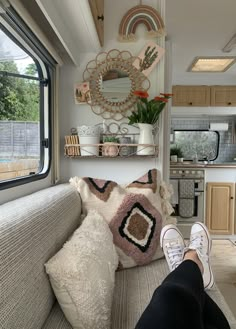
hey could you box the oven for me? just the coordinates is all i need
[170,168,205,224]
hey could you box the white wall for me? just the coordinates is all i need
[59,0,167,184]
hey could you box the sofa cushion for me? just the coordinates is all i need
[70,169,170,269]
[42,259,236,329]
[111,259,236,329]
[109,193,163,268]
[45,210,119,329]
[69,169,161,223]
[0,184,82,329]
[42,303,72,329]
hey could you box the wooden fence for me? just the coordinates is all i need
[0,121,40,158]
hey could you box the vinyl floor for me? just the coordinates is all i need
[211,239,236,319]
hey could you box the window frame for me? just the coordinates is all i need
[173,129,220,161]
[0,6,56,190]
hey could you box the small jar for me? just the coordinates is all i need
[119,137,132,156]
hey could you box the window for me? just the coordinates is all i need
[0,6,56,189]
[173,130,219,161]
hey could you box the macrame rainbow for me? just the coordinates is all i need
[118,5,165,42]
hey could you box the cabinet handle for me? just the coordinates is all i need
[230,196,234,199]
[189,102,193,105]
[228,102,232,105]
[97,14,104,21]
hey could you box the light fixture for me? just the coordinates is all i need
[222,33,236,53]
[188,56,236,72]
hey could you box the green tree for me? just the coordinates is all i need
[0,61,39,121]
[24,63,38,77]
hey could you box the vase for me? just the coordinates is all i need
[170,155,177,162]
[77,125,100,156]
[137,123,155,156]
[102,142,119,157]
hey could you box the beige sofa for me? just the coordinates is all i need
[0,184,236,329]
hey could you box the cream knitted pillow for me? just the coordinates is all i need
[45,210,118,329]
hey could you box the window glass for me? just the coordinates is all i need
[0,30,38,76]
[173,130,219,161]
[0,27,42,183]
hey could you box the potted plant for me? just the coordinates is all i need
[170,146,183,162]
[128,91,173,155]
[102,136,120,157]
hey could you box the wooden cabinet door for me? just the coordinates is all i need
[206,182,235,235]
[211,86,236,106]
[88,0,104,46]
[172,86,211,106]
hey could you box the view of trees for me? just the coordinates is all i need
[0,61,39,121]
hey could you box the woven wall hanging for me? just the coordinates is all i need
[118,4,165,42]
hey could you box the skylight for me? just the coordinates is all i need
[188,57,236,72]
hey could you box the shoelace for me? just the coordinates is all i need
[166,241,183,270]
[189,234,204,252]
[187,234,209,266]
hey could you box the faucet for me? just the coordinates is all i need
[203,156,210,164]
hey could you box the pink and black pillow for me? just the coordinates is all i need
[69,169,171,269]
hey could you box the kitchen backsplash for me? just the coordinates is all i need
[171,118,236,163]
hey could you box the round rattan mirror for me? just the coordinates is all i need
[83,49,150,121]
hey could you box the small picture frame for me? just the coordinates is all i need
[133,41,165,77]
[74,82,91,104]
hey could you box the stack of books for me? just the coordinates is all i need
[64,135,80,156]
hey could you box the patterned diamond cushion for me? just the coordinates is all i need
[109,193,163,268]
[70,169,173,269]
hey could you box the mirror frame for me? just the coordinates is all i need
[83,49,150,121]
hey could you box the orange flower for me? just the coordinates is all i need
[154,96,168,102]
[133,90,149,98]
[160,93,174,97]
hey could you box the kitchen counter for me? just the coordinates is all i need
[170,162,236,168]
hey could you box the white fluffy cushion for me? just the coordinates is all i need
[45,210,119,329]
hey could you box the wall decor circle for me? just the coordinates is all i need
[83,49,150,121]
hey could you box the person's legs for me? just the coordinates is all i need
[135,225,205,329]
[184,222,214,290]
[184,223,229,329]
[135,223,230,329]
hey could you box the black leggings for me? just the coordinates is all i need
[135,260,230,329]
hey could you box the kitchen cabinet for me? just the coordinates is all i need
[206,182,235,235]
[172,86,211,106]
[172,85,236,107]
[88,0,104,46]
[211,86,236,106]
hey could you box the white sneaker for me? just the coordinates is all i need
[160,224,185,272]
[186,222,214,290]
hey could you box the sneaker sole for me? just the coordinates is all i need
[192,222,214,289]
[194,222,212,254]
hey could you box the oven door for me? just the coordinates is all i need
[171,179,204,223]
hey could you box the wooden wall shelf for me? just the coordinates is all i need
[64,143,158,158]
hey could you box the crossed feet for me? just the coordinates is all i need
[160,222,214,290]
